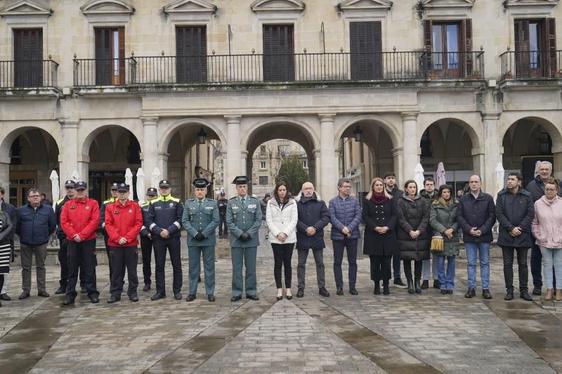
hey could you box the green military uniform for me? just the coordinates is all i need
[182,188,220,298]
[226,176,262,300]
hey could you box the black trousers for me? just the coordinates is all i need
[140,236,153,286]
[153,236,182,295]
[109,246,139,297]
[392,253,401,280]
[271,243,294,288]
[103,231,113,280]
[403,259,422,281]
[218,215,228,236]
[58,238,86,288]
[502,246,529,292]
[370,255,392,283]
[66,239,98,298]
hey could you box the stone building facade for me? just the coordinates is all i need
[0,0,561,205]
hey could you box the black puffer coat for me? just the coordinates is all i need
[396,196,430,261]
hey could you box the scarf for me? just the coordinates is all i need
[371,191,389,204]
[438,197,453,206]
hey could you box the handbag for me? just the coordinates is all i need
[430,233,444,252]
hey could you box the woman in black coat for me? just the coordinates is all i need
[396,180,430,294]
[363,178,397,295]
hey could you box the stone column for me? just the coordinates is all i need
[481,113,501,195]
[141,116,159,189]
[319,113,337,198]
[59,119,80,185]
[225,115,242,197]
[401,112,420,182]
[392,146,404,185]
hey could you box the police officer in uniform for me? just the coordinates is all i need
[227,176,262,301]
[140,187,158,292]
[146,180,184,301]
[182,178,220,302]
[100,182,119,280]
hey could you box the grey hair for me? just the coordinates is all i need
[539,161,553,170]
[337,178,351,188]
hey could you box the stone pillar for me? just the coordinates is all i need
[158,152,169,179]
[59,119,80,185]
[392,146,404,185]
[481,113,501,195]
[312,148,320,191]
[319,113,337,198]
[225,115,242,197]
[141,116,159,188]
[401,112,420,182]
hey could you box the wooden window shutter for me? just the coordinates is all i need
[14,28,43,87]
[545,18,556,77]
[95,28,112,85]
[423,20,433,72]
[263,24,294,82]
[176,26,207,83]
[117,27,125,85]
[350,21,382,80]
[460,19,473,77]
[514,20,530,78]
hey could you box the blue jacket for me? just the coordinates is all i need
[328,195,362,240]
[16,203,56,246]
[146,194,184,238]
[457,191,496,243]
[296,194,330,250]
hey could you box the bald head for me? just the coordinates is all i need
[301,182,315,197]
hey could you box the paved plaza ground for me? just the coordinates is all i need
[1,229,561,373]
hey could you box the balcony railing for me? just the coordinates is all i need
[73,51,485,88]
[500,49,562,80]
[0,59,59,89]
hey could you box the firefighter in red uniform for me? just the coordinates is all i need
[105,183,143,303]
[61,180,100,305]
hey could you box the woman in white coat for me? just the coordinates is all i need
[266,181,298,300]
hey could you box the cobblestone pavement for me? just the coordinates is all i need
[1,229,561,373]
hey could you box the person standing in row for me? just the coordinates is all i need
[420,177,439,290]
[182,178,219,302]
[457,175,496,300]
[146,180,184,301]
[61,181,100,305]
[16,188,56,299]
[532,178,562,302]
[139,187,158,292]
[266,181,298,300]
[396,180,430,294]
[104,183,143,303]
[329,178,362,296]
[384,173,405,287]
[0,187,16,302]
[54,180,78,295]
[296,182,330,298]
[362,178,397,296]
[429,185,459,294]
[496,172,534,301]
[100,182,119,281]
[0,205,13,307]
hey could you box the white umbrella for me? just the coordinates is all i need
[49,170,59,211]
[495,161,505,198]
[151,167,161,192]
[435,162,446,188]
[136,168,145,203]
[414,163,425,192]
[125,168,134,200]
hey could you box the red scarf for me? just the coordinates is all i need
[371,191,389,204]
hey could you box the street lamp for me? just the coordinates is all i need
[197,127,207,145]
[353,125,362,142]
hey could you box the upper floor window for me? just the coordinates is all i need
[95,27,124,85]
[350,21,382,80]
[424,19,472,78]
[514,19,556,78]
[13,28,43,87]
[176,25,207,83]
[263,24,294,82]
[260,161,267,169]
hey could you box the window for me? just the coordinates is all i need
[424,20,472,78]
[302,159,308,169]
[350,21,382,80]
[13,28,43,87]
[95,27,125,85]
[176,26,207,83]
[514,19,556,78]
[263,24,294,82]
[260,161,267,169]
[259,176,268,185]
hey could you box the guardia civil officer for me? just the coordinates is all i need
[100,182,119,280]
[181,178,220,302]
[139,187,158,291]
[146,180,184,300]
[227,176,262,301]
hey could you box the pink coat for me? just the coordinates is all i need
[532,196,562,249]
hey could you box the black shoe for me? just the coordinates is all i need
[18,291,30,300]
[208,295,215,302]
[89,295,99,304]
[421,280,429,289]
[107,295,121,303]
[447,290,454,295]
[285,294,293,300]
[230,295,242,302]
[174,293,182,300]
[336,288,344,296]
[407,279,415,294]
[415,280,422,294]
[151,293,166,301]
[520,290,533,301]
[433,280,441,289]
[143,284,151,292]
[38,291,50,298]
[504,288,514,301]
[186,294,196,302]
[394,278,406,287]
[532,287,542,296]
[276,295,283,301]
[465,288,476,298]
[246,294,259,301]
[373,282,381,295]
[0,293,11,301]
[297,288,305,298]
[319,287,330,297]
[482,289,492,299]
[54,287,66,295]
[441,289,447,295]
[62,295,75,305]
[383,284,390,295]
[129,294,139,302]
[349,288,358,296]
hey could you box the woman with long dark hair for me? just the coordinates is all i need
[266,181,298,300]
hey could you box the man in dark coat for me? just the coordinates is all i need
[384,172,405,287]
[296,182,331,298]
[457,175,496,299]
[496,172,534,301]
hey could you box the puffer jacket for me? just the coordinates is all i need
[16,203,56,246]
[495,188,534,248]
[429,199,460,257]
[266,198,298,244]
[532,196,562,249]
[328,195,362,240]
[396,195,430,261]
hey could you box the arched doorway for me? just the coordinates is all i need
[502,117,562,186]
[420,119,479,194]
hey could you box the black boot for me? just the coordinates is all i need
[504,288,514,301]
[382,282,390,295]
[421,280,429,289]
[407,279,414,294]
[373,281,380,295]
[414,279,422,294]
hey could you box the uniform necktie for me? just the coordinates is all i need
[241,197,246,207]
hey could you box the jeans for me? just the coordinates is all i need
[297,248,325,290]
[272,243,294,289]
[464,242,490,290]
[435,255,456,290]
[422,254,439,281]
[20,243,48,293]
[501,247,529,291]
[369,255,391,283]
[540,247,562,289]
[332,238,358,290]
